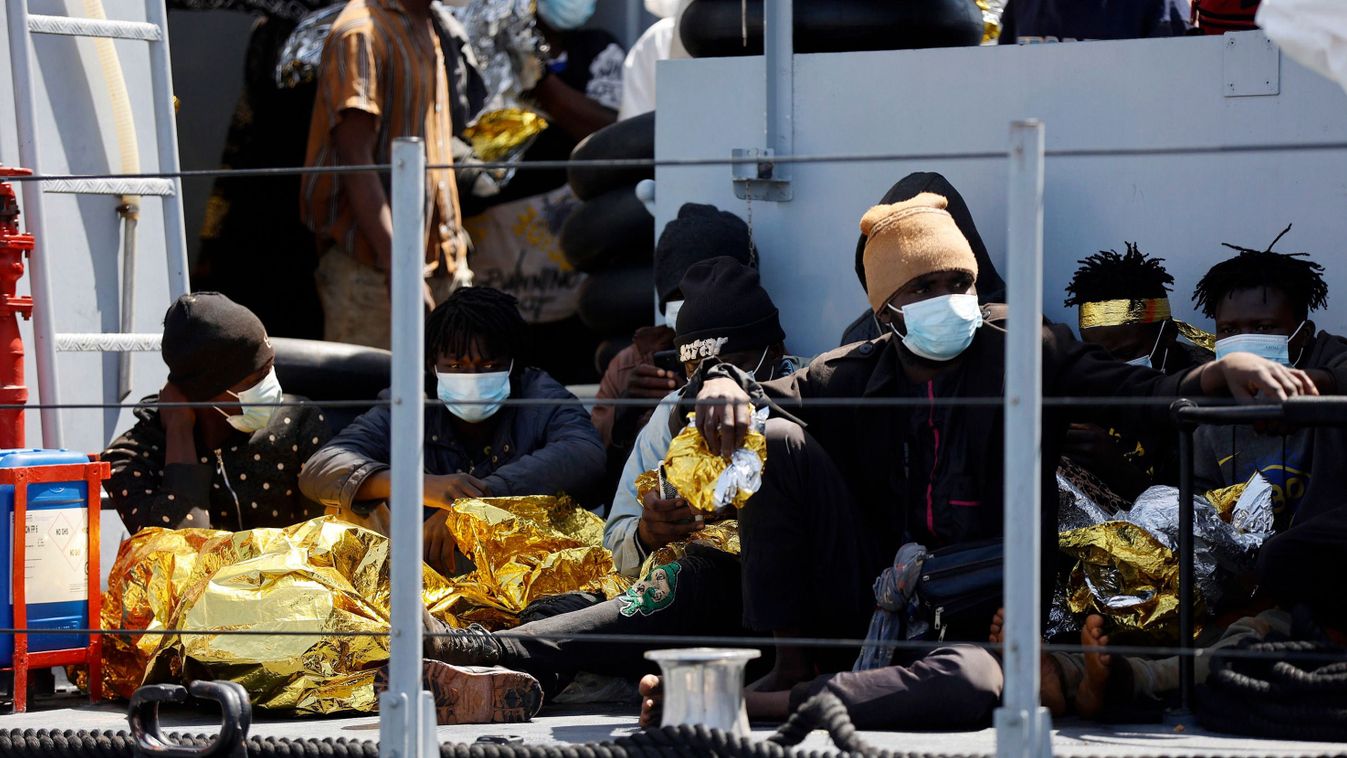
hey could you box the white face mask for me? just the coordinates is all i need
[218,367,283,433]
[663,299,684,328]
[887,294,984,362]
[436,363,513,423]
[1124,322,1169,370]
[1214,321,1307,367]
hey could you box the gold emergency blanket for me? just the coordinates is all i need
[429,496,630,629]
[1205,482,1247,522]
[1078,298,1215,351]
[1059,521,1189,639]
[100,528,227,699]
[461,108,548,163]
[662,412,768,513]
[135,518,456,715]
[633,470,741,578]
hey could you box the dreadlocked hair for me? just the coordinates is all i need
[425,287,529,368]
[1063,241,1174,308]
[1192,224,1329,320]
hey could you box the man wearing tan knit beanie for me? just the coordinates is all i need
[657,184,1321,727]
[860,192,979,314]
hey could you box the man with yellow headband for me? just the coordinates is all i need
[678,193,1318,729]
[1062,243,1214,498]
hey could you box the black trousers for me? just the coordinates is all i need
[497,419,884,694]
[1257,506,1347,629]
[735,419,885,665]
[790,646,1004,730]
[498,545,761,698]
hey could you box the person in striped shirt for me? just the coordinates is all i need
[302,0,470,349]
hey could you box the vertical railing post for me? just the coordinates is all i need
[995,120,1052,758]
[764,0,792,180]
[6,0,64,448]
[380,138,435,758]
[1176,419,1197,716]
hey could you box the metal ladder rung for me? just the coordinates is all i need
[42,178,176,197]
[56,333,162,352]
[27,15,161,41]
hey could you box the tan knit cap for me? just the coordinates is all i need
[860,192,978,312]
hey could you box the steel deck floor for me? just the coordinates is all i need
[0,700,1343,757]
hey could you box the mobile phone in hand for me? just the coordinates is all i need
[652,350,684,378]
[656,465,679,501]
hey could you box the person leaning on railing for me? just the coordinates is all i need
[102,293,332,533]
[1190,230,1347,530]
[677,192,1319,729]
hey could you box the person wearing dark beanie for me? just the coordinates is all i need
[592,203,758,487]
[604,256,795,578]
[654,203,756,311]
[103,293,331,533]
[673,257,784,371]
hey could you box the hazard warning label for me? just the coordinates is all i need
[9,510,88,605]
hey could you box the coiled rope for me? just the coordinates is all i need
[0,693,914,758]
[1198,639,1347,742]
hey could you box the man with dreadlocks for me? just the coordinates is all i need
[300,286,606,578]
[1062,242,1214,498]
[1191,225,1347,529]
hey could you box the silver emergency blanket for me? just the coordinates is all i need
[1124,484,1274,602]
[448,0,545,111]
[275,4,343,89]
[1059,480,1275,631]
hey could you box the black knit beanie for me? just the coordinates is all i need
[674,257,784,362]
[161,292,273,401]
[654,203,756,307]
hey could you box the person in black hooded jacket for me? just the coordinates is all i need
[839,172,1006,345]
[689,193,1318,709]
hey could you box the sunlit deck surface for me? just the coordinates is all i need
[3,697,1344,757]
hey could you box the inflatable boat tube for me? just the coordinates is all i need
[567,112,656,201]
[560,186,656,272]
[679,0,983,58]
[577,264,655,335]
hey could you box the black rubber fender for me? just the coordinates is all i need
[271,337,391,432]
[577,264,655,336]
[679,0,984,58]
[559,186,655,273]
[567,112,656,201]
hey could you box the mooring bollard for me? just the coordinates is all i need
[645,648,761,735]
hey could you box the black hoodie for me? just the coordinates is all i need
[840,172,1007,345]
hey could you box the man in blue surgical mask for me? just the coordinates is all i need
[1190,229,1347,529]
[678,193,1319,725]
[300,287,605,579]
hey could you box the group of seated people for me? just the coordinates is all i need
[100,170,1345,730]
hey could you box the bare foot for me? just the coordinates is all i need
[1075,614,1111,720]
[991,607,1066,717]
[638,674,662,728]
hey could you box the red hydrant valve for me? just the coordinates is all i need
[0,165,35,448]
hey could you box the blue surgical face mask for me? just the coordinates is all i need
[1214,322,1307,367]
[218,367,283,434]
[1124,322,1169,370]
[436,363,513,423]
[887,294,984,362]
[537,0,597,30]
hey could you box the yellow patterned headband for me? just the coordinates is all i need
[1078,298,1215,352]
[1079,298,1172,328]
